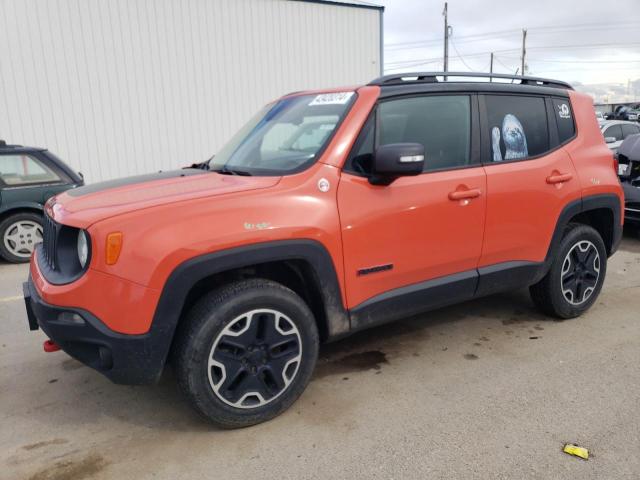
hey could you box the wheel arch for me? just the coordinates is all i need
[546,194,622,271]
[0,204,44,223]
[149,240,350,374]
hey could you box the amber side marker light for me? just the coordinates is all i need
[105,232,123,265]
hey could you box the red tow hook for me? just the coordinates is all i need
[43,339,61,353]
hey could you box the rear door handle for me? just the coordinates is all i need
[448,188,481,201]
[546,173,573,184]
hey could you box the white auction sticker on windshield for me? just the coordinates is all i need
[309,92,354,106]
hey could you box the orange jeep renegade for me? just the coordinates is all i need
[24,73,623,428]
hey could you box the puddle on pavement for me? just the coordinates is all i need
[314,350,388,380]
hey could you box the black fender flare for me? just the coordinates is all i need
[147,239,349,378]
[540,193,622,282]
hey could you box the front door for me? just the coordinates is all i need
[337,94,486,326]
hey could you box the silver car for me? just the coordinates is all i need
[600,120,640,153]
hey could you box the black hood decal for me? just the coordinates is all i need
[66,169,207,197]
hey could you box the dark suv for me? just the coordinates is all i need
[0,141,83,262]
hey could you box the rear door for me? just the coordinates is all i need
[338,93,486,317]
[477,93,581,288]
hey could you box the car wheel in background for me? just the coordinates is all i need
[0,212,43,263]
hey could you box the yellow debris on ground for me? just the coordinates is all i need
[563,444,589,460]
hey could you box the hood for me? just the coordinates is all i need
[50,169,281,228]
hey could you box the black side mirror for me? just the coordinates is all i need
[370,143,425,185]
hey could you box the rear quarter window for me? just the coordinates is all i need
[0,154,61,186]
[552,97,576,143]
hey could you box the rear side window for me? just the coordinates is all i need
[377,95,471,171]
[0,154,61,186]
[485,95,549,162]
[622,124,640,139]
[552,97,576,143]
[603,124,623,142]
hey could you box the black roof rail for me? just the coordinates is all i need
[368,71,573,90]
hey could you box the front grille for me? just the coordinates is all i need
[42,213,59,271]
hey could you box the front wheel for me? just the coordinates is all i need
[174,279,319,428]
[530,224,607,319]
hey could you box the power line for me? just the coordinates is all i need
[386,43,640,68]
[450,39,474,71]
[493,55,515,71]
[385,59,442,72]
[384,21,640,50]
[502,57,640,64]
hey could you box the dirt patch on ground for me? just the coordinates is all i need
[314,351,388,380]
[28,453,107,480]
[22,439,69,451]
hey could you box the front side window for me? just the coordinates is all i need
[603,124,623,142]
[485,95,549,162]
[209,92,355,175]
[378,95,471,172]
[0,154,61,186]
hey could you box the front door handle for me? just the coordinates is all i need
[448,188,481,201]
[546,172,573,184]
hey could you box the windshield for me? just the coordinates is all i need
[209,92,356,175]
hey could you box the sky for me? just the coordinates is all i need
[371,0,640,102]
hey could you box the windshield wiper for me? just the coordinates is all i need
[213,166,253,176]
[186,155,214,170]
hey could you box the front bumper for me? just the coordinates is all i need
[24,276,165,385]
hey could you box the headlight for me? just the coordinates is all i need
[77,230,89,268]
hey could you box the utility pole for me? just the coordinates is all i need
[490,52,494,81]
[443,2,449,79]
[521,29,527,76]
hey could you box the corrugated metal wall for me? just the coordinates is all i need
[0,0,381,183]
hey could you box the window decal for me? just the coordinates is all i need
[557,103,571,119]
[491,114,528,162]
[308,92,354,106]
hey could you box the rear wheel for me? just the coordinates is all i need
[0,212,43,263]
[530,224,607,319]
[174,279,319,428]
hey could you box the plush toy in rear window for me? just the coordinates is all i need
[491,114,528,161]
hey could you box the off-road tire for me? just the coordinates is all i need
[530,223,607,319]
[174,279,319,428]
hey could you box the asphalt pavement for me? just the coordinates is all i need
[1,229,639,480]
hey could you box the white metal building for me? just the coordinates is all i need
[0,0,383,183]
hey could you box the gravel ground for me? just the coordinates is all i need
[1,229,639,480]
